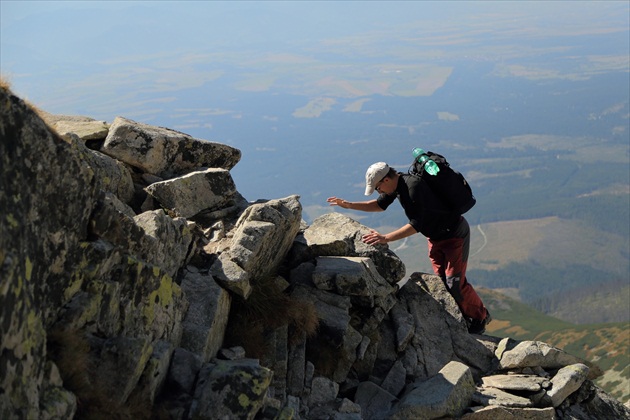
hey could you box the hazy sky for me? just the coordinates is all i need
[2,1,628,121]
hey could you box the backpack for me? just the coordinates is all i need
[409,151,476,214]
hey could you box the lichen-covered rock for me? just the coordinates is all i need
[90,335,154,404]
[101,116,241,178]
[189,359,273,420]
[38,361,77,420]
[1,85,99,419]
[60,133,135,205]
[291,212,406,284]
[128,340,173,406]
[179,268,231,362]
[211,195,302,298]
[145,168,237,218]
[89,197,193,280]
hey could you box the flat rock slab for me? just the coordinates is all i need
[481,374,551,392]
[102,116,241,178]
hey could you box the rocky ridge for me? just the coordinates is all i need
[1,85,629,419]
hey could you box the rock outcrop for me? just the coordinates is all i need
[2,85,629,419]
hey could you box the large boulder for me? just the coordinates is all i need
[496,338,595,373]
[145,168,238,218]
[101,116,241,178]
[1,87,100,418]
[179,267,231,362]
[390,361,475,419]
[290,212,406,284]
[39,111,110,141]
[189,359,273,419]
[211,195,302,298]
[398,274,496,380]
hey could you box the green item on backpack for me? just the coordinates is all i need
[409,149,476,214]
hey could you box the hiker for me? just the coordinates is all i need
[327,161,491,334]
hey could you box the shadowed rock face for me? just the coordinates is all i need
[2,85,628,420]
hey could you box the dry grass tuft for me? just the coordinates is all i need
[224,275,319,358]
[0,75,11,91]
[0,73,51,127]
[47,328,92,392]
[47,328,154,419]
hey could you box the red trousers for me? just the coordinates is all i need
[427,217,487,321]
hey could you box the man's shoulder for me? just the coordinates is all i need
[400,172,424,189]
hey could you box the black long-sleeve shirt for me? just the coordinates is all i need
[376,173,461,240]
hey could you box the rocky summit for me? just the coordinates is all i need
[1,85,629,420]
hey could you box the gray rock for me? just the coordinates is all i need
[128,340,173,406]
[390,301,415,353]
[472,386,535,408]
[380,359,407,397]
[133,209,193,279]
[291,284,352,347]
[547,363,590,407]
[145,168,237,218]
[92,335,153,404]
[102,116,241,178]
[338,397,362,414]
[558,381,630,419]
[1,88,100,417]
[481,374,551,392]
[285,395,301,418]
[211,195,302,298]
[189,359,272,420]
[400,276,495,379]
[291,284,363,383]
[391,361,475,419]
[53,119,110,141]
[38,362,77,420]
[287,332,307,396]
[210,256,252,298]
[39,111,110,141]
[354,381,398,420]
[498,339,588,371]
[262,324,289,402]
[60,133,135,205]
[167,347,203,394]
[312,256,395,305]
[308,376,339,407]
[90,198,193,281]
[179,270,231,362]
[293,212,406,283]
[462,406,556,419]
[219,346,246,360]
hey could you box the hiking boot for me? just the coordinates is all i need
[468,311,492,335]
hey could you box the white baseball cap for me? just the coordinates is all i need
[365,162,390,195]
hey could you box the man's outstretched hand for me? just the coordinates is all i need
[327,197,351,209]
[362,229,387,245]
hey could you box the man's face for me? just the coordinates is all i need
[375,174,395,195]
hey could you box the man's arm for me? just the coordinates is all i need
[327,197,383,212]
[362,224,417,245]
